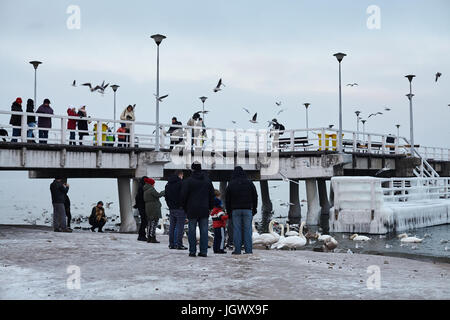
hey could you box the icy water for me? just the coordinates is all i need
[0,171,449,261]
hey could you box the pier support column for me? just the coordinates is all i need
[117,177,137,233]
[288,180,301,224]
[260,180,273,233]
[305,179,320,226]
[329,182,335,208]
[317,179,330,234]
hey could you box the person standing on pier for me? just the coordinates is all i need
[77,106,88,145]
[120,105,135,146]
[26,99,36,142]
[143,178,165,243]
[36,99,54,144]
[186,113,200,148]
[89,201,106,232]
[67,107,78,145]
[9,97,23,142]
[134,176,149,241]
[165,117,183,150]
[181,162,215,257]
[165,170,187,250]
[226,166,258,255]
[50,178,72,232]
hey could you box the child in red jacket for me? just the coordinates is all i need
[211,190,228,254]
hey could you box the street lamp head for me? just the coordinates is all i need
[199,96,208,103]
[111,84,120,92]
[406,93,414,100]
[395,124,400,128]
[303,103,311,109]
[29,61,42,69]
[151,34,166,46]
[405,74,416,83]
[361,119,367,124]
[355,110,361,116]
[333,52,346,63]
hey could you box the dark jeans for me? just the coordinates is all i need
[226,215,233,247]
[188,217,208,255]
[39,129,49,144]
[78,132,89,145]
[137,207,147,238]
[69,131,76,145]
[213,227,226,253]
[52,203,67,231]
[91,219,106,231]
[11,128,21,142]
[232,209,253,254]
[65,209,71,228]
[169,209,186,247]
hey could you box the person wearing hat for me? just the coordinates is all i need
[186,113,200,149]
[67,107,78,145]
[50,177,72,232]
[89,201,107,232]
[165,117,184,150]
[269,118,285,150]
[9,97,23,142]
[143,177,165,243]
[120,105,135,146]
[36,98,54,144]
[181,162,215,257]
[77,106,89,145]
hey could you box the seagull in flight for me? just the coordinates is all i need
[154,94,169,102]
[275,101,282,106]
[346,83,358,87]
[368,112,383,118]
[105,202,114,209]
[279,172,300,185]
[277,108,287,115]
[249,113,258,123]
[384,107,391,111]
[328,124,334,129]
[81,83,101,92]
[72,80,77,87]
[231,120,237,124]
[213,78,225,92]
[242,107,251,114]
[435,72,442,82]
[196,110,210,115]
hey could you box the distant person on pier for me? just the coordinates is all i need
[67,107,78,145]
[269,119,285,150]
[165,170,187,250]
[120,105,135,146]
[186,113,200,148]
[89,201,106,233]
[77,106,89,145]
[26,99,36,142]
[134,176,149,242]
[50,178,72,232]
[116,123,127,147]
[165,117,183,150]
[226,166,258,255]
[9,97,23,142]
[36,99,54,144]
[143,177,165,243]
[181,162,215,257]
[211,190,228,254]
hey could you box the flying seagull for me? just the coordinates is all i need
[249,113,258,123]
[105,202,114,209]
[384,107,391,111]
[435,72,442,82]
[231,120,237,124]
[72,80,76,87]
[279,172,300,185]
[196,110,210,114]
[368,112,383,118]
[346,83,358,87]
[275,101,282,106]
[213,78,225,92]
[328,124,334,129]
[277,108,286,115]
[154,94,169,102]
[242,107,251,114]
[81,83,100,92]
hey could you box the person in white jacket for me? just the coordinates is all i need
[120,105,135,145]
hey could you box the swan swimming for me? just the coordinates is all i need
[350,234,371,241]
[398,234,423,243]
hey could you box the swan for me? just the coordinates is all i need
[252,220,260,240]
[285,223,299,237]
[318,234,333,242]
[323,236,338,252]
[397,233,409,239]
[281,221,307,250]
[398,234,423,243]
[350,234,371,241]
[155,217,165,236]
[270,224,287,249]
[195,226,214,242]
[253,220,280,247]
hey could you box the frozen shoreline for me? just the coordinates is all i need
[0,225,449,300]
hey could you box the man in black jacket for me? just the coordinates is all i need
[50,178,72,232]
[134,176,149,241]
[77,106,89,145]
[225,166,258,254]
[181,162,215,257]
[26,99,36,142]
[165,170,187,250]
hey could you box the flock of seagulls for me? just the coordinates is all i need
[75,80,110,94]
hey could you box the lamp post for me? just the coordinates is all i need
[333,52,346,153]
[151,33,166,151]
[303,103,310,138]
[199,96,208,124]
[361,119,367,145]
[111,85,120,132]
[395,124,400,140]
[29,61,42,106]
[355,110,361,142]
[405,74,416,156]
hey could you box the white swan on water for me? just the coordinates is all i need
[350,234,371,241]
[398,233,423,243]
[285,223,299,237]
[253,220,279,246]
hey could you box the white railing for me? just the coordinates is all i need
[380,177,450,202]
[1,110,449,159]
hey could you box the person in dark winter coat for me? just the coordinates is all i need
[143,178,165,243]
[181,162,215,257]
[89,201,106,232]
[64,193,72,229]
[211,190,228,254]
[9,98,23,142]
[36,99,54,144]
[166,117,183,149]
[77,106,88,145]
[67,107,78,145]
[50,178,71,232]
[26,99,36,142]
[225,166,258,254]
[134,176,149,241]
[165,170,187,250]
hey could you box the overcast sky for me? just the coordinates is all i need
[0,0,449,147]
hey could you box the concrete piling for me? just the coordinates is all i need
[288,180,301,224]
[260,180,273,233]
[305,179,321,226]
[317,178,330,234]
[117,177,137,233]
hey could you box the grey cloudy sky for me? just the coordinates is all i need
[0,0,449,147]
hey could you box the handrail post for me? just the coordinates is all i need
[290,130,295,152]
[61,118,67,145]
[352,132,356,152]
[234,129,238,153]
[97,121,102,146]
[130,123,135,148]
[21,111,27,143]
[381,135,386,154]
[321,128,325,151]
[368,134,372,154]
[255,130,259,155]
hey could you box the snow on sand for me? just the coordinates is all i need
[0,225,449,300]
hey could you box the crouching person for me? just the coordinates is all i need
[143,178,165,243]
[89,201,106,232]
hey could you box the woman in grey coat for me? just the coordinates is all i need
[143,177,165,243]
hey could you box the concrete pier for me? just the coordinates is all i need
[305,179,321,226]
[117,177,137,233]
[260,180,273,232]
[288,180,301,224]
[317,179,330,233]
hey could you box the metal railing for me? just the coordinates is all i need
[380,177,450,202]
